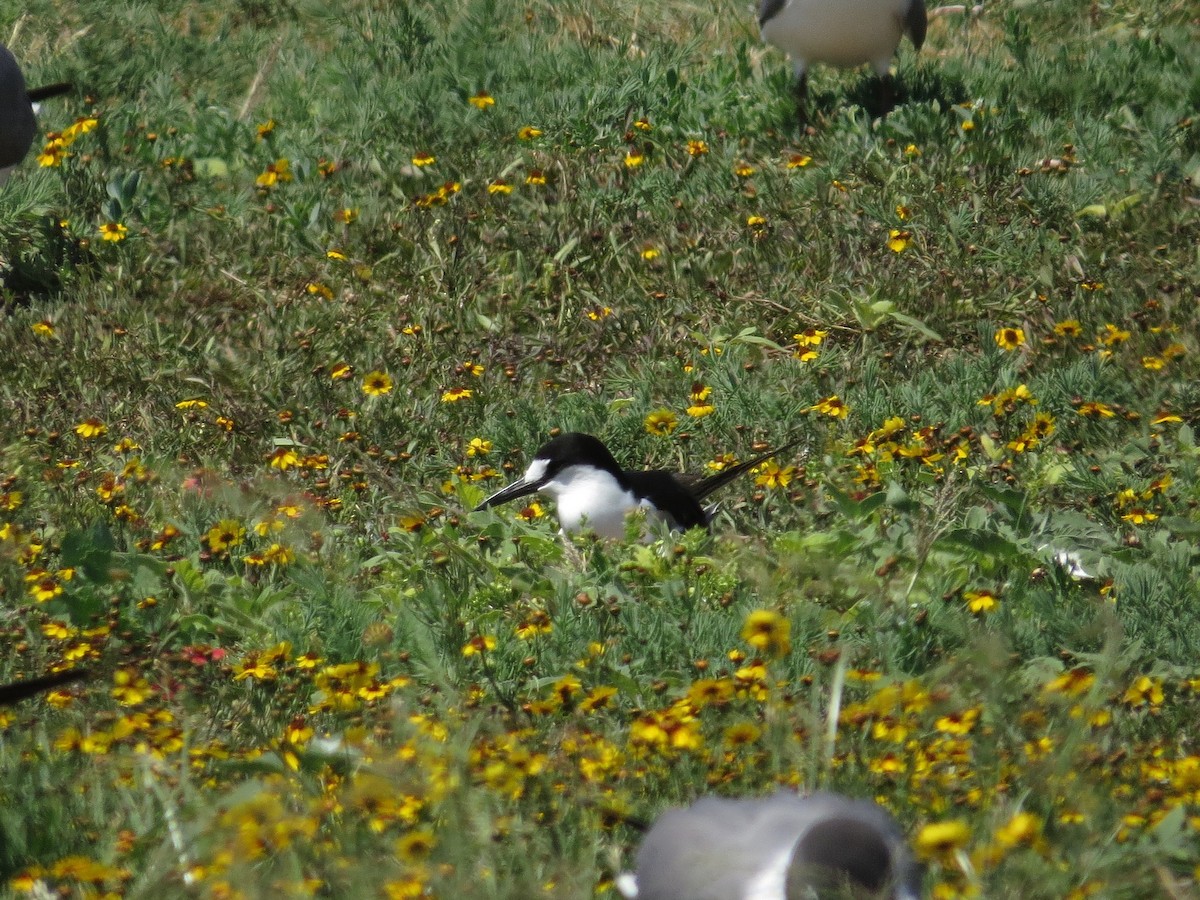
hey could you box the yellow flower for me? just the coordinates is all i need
[334,207,358,224]
[207,519,246,553]
[441,387,473,403]
[466,437,492,457]
[644,408,678,436]
[754,459,794,489]
[412,152,435,167]
[994,326,1026,351]
[75,418,108,439]
[99,222,128,242]
[686,404,715,418]
[268,446,300,471]
[686,140,709,157]
[733,161,756,178]
[935,707,979,735]
[28,572,63,602]
[1076,400,1116,419]
[633,118,652,131]
[640,245,660,261]
[1046,672,1094,696]
[786,153,812,168]
[1099,323,1130,345]
[793,328,827,347]
[741,610,791,658]
[810,395,849,419]
[255,158,292,187]
[31,320,56,337]
[516,502,544,522]
[525,169,547,185]
[515,613,552,640]
[396,830,436,863]
[995,813,1043,849]
[887,229,911,253]
[1053,319,1082,337]
[462,635,496,657]
[487,179,513,195]
[746,214,767,228]
[468,91,495,109]
[1122,675,1164,707]
[624,149,645,168]
[111,669,153,706]
[580,685,618,713]
[964,589,999,615]
[362,370,393,396]
[37,139,69,167]
[1120,508,1158,525]
[518,126,543,140]
[914,820,971,861]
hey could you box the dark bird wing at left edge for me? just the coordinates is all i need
[0,669,88,706]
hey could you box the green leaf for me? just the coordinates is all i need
[937,528,1028,561]
[60,521,116,583]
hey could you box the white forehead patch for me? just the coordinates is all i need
[524,458,549,485]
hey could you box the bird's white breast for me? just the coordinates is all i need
[541,466,656,539]
[761,0,911,73]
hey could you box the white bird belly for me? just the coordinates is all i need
[544,468,647,539]
[761,0,908,73]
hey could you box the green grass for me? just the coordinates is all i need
[2,0,1199,896]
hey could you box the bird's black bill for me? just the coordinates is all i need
[28,82,73,102]
[474,478,539,511]
[0,669,88,706]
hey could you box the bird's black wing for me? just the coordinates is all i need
[623,470,709,531]
[758,0,788,28]
[905,0,928,51]
[681,436,808,504]
[28,82,73,102]
[0,669,88,706]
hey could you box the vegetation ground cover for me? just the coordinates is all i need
[1,0,1198,896]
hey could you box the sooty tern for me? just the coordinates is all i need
[758,0,927,127]
[617,791,922,900]
[0,43,72,185]
[0,669,88,706]
[474,432,801,539]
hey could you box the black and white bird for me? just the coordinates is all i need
[0,669,87,706]
[758,0,927,127]
[474,432,800,539]
[617,791,922,900]
[0,42,72,185]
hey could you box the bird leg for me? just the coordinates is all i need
[793,70,809,131]
[558,529,587,569]
[875,72,897,119]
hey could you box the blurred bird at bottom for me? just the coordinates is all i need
[617,791,921,900]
